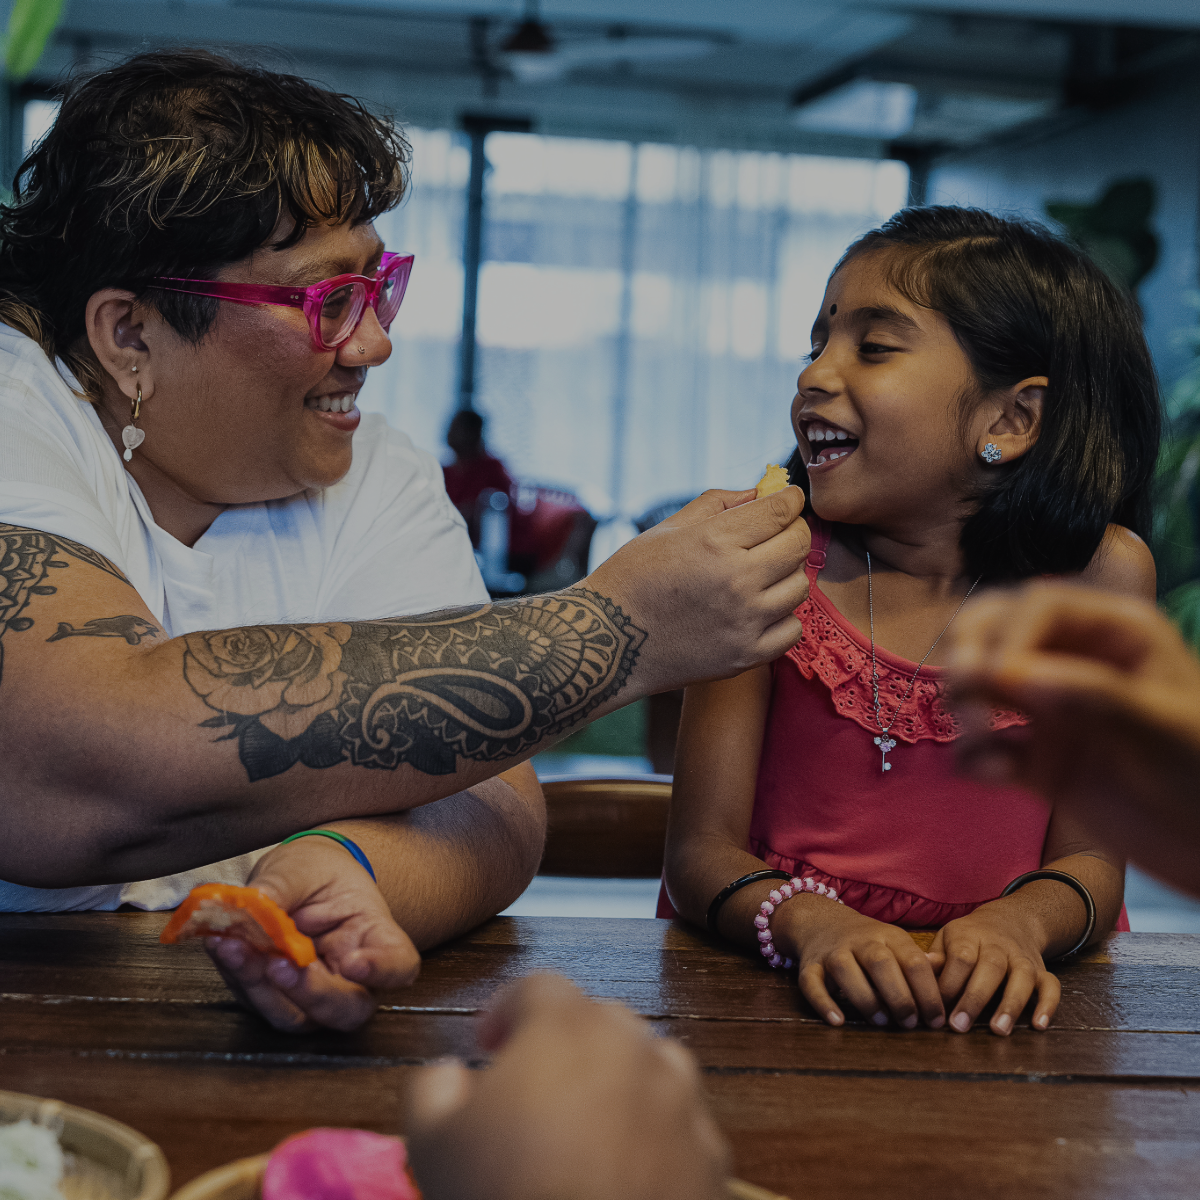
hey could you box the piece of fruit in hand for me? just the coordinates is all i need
[755,464,791,499]
[159,883,317,968]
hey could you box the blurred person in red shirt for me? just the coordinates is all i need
[442,410,514,542]
[442,410,587,578]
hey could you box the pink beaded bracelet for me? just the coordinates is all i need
[755,876,844,969]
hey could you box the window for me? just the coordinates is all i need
[360,132,908,522]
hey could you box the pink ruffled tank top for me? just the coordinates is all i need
[659,518,1129,931]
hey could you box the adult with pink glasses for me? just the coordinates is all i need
[0,51,811,1033]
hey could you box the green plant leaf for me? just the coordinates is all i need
[5,0,66,82]
[1163,581,1200,654]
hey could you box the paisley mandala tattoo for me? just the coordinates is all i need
[183,589,647,781]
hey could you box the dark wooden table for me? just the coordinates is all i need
[1,914,1199,1198]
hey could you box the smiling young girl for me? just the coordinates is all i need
[662,207,1160,1037]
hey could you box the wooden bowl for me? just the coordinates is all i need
[170,1153,788,1200]
[0,1089,169,1200]
[171,1156,266,1200]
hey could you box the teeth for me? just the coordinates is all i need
[811,447,853,466]
[807,427,853,446]
[307,394,356,413]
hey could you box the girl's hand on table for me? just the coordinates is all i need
[206,836,420,1033]
[781,899,946,1030]
[926,903,1059,1036]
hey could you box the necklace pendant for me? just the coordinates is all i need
[874,735,897,772]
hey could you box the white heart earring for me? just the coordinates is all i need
[981,442,1002,464]
[122,385,145,462]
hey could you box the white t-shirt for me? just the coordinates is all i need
[0,325,489,912]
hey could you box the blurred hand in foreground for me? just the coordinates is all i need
[588,486,811,693]
[948,581,1200,897]
[207,834,420,1032]
[405,973,730,1200]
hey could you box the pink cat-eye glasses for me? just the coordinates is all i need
[151,251,414,352]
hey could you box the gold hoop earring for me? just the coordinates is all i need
[122,385,145,462]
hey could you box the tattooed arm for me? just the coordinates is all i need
[0,486,810,886]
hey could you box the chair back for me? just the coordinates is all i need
[538,775,672,878]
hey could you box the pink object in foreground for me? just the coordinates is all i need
[263,1129,422,1200]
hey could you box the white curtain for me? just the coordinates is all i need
[359,130,908,523]
[358,129,470,458]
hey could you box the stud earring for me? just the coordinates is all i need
[122,385,145,462]
[356,345,366,355]
[981,443,1002,464]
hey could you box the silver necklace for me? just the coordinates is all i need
[866,550,982,774]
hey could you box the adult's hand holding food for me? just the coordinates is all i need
[206,834,420,1033]
[405,974,729,1200]
[948,581,1200,896]
[588,486,811,695]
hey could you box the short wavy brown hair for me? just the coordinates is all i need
[0,49,410,397]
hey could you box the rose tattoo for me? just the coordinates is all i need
[184,624,351,740]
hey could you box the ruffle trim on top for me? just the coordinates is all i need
[788,588,1026,746]
[749,841,986,929]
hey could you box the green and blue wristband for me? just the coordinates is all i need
[279,830,377,882]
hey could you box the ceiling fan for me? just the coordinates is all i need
[498,0,719,84]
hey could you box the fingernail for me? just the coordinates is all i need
[902,1014,918,1030]
[1035,1014,1050,1030]
[951,1012,971,1032]
[929,1014,946,1029]
[826,1011,844,1026]
[872,1012,889,1026]
[216,939,245,969]
[994,1014,1013,1035]
[267,958,301,988]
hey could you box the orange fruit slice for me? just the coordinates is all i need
[160,883,317,968]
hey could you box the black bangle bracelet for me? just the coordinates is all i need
[706,869,794,935]
[1001,869,1097,959]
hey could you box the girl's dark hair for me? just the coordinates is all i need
[0,49,410,399]
[834,206,1160,581]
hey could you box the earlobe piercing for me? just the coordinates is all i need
[356,345,366,355]
[122,385,145,462]
[981,443,1003,464]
